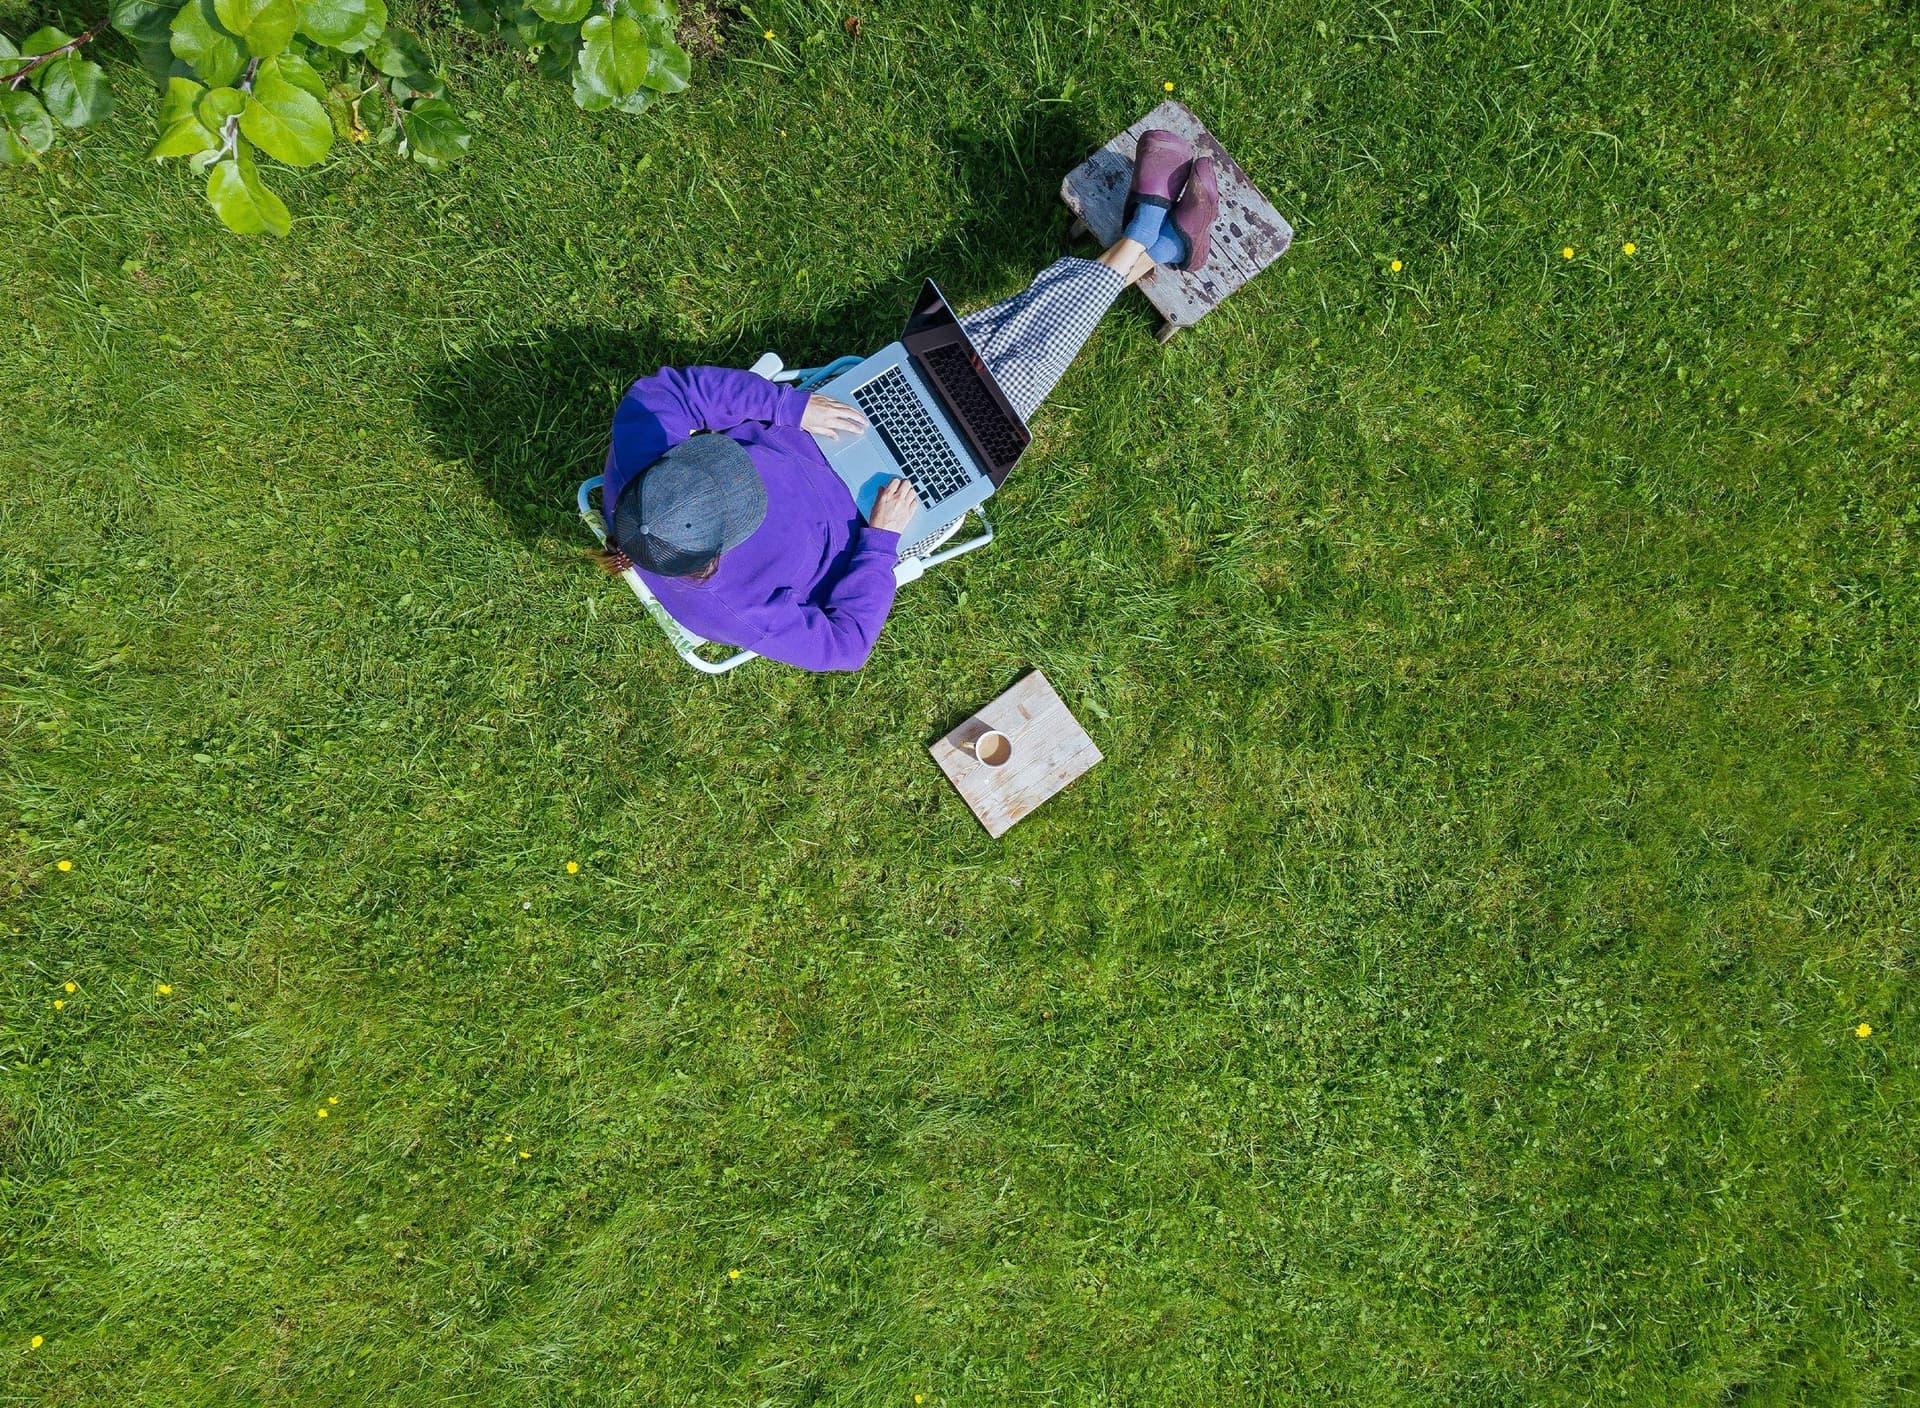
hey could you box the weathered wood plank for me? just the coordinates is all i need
[1060,101,1293,334]
[930,670,1103,838]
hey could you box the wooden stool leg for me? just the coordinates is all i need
[1154,319,1180,344]
[1068,216,1090,240]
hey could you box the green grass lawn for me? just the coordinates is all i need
[3,0,1917,1401]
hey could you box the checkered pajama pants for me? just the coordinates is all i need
[958,257,1128,424]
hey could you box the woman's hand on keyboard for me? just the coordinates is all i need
[868,478,918,533]
[802,395,868,439]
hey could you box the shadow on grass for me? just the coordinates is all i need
[415,108,1106,547]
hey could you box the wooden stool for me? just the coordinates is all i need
[1060,101,1293,342]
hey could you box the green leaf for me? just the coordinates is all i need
[111,0,187,45]
[320,81,355,138]
[0,89,57,157]
[296,43,349,81]
[454,0,495,34]
[131,36,180,83]
[534,33,575,80]
[365,25,431,81]
[215,0,297,56]
[510,6,548,46]
[641,34,688,92]
[612,0,672,22]
[577,12,646,101]
[158,73,206,124]
[237,54,331,164]
[529,0,592,23]
[385,70,444,101]
[40,56,117,127]
[518,18,575,50]
[180,83,245,164]
[0,33,26,84]
[400,94,469,163]
[356,80,391,134]
[151,112,218,155]
[274,48,327,99]
[171,0,247,86]
[152,122,217,156]
[294,0,384,52]
[198,83,248,126]
[150,78,219,157]
[206,141,290,234]
[571,64,613,111]
[20,27,75,58]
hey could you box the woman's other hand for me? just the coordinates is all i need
[868,477,919,534]
[802,395,868,439]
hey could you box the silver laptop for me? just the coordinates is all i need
[808,280,1032,546]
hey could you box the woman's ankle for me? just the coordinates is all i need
[1097,236,1148,274]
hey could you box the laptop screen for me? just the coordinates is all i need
[901,281,961,342]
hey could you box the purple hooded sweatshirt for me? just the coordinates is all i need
[603,366,902,672]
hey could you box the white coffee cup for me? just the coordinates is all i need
[968,729,1013,770]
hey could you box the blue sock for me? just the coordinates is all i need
[1148,225,1188,267]
[1123,200,1168,248]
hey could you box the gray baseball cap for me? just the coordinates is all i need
[610,434,768,577]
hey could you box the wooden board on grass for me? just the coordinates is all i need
[930,670,1103,838]
[1060,100,1294,341]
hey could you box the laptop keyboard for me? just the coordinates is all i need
[851,366,971,507]
[922,342,1026,468]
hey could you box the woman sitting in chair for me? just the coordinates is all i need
[601,131,1217,672]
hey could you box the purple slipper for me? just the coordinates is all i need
[1168,156,1220,272]
[1128,128,1194,215]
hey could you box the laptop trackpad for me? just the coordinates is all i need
[851,470,897,521]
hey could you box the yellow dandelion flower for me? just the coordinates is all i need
[57,859,73,872]
[566,860,580,874]
[1856,1022,1872,1038]
[916,1397,925,1405]
[1622,241,1637,255]
[1561,246,1575,260]
[328,1096,339,1105]
[30,1335,43,1349]
[518,1149,530,1159]
[728,1268,741,1280]
[316,1107,329,1119]
[1163,81,1175,92]
[763,28,774,38]
[157,983,172,995]
[53,999,64,1010]
[504,1134,513,1142]
[64,981,76,994]
[1389,259,1403,273]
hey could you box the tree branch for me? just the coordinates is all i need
[5,21,107,90]
[211,59,261,164]
[368,66,403,124]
